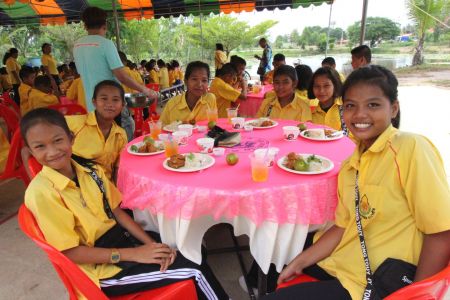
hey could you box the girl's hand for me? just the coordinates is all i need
[277,259,304,285]
[159,248,177,272]
[131,243,172,264]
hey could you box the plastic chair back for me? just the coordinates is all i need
[18,204,198,300]
[277,274,319,290]
[0,103,19,139]
[0,129,29,185]
[146,83,160,92]
[0,91,20,116]
[48,103,87,116]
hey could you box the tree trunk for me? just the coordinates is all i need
[412,34,425,66]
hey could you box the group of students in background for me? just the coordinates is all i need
[1,7,449,298]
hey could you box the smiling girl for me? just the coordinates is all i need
[264,65,450,300]
[160,61,217,126]
[256,65,311,122]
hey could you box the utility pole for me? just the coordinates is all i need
[112,0,121,50]
[359,0,369,45]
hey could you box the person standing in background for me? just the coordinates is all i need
[41,43,61,96]
[255,38,272,82]
[214,43,227,72]
[3,48,21,106]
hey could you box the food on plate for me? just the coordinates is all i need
[283,152,323,172]
[167,154,186,169]
[165,121,182,132]
[130,137,164,153]
[324,129,341,138]
[304,129,326,139]
[297,123,308,131]
[183,119,196,125]
[260,120,274,127]
[226,153,239,166]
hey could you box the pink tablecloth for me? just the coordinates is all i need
[239,85,274,118]
[118,119,355,226]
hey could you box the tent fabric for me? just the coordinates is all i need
[0,0,332,25]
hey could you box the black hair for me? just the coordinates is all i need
[140,59,147,67]
[342,65,400,128]
[19,66,35,81]
[259,38,267,44]
[274,65,297,82]
[273,53,286,62]
[171,60,180,68]
[118,51,127,63]
[0,67,7,75]
[322,56,336,66]
[33,66,40,74]
[41,43,51,52]
[230,55,246,66]
[3,48,18,65]
[351,45,372,63]
[92,80,125,103]
[68,61,77,73]
[216,43,224,51]
[308,67,342,100]
[82,6,107,29]
[57,65,64,73]
[145,60,156,71]
[216,63,237,77]
[167,63,174,71]
[34,75,52,89]
[157,59,166,68]
[184,61,210,81]
[295,64,313,91]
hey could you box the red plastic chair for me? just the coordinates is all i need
[0,103,19,139]
[18,204,198,300]
[0,91,20,116]
[146,83,160,120]
[48,103,87,116]
[276,274,319,290]
[0,129,29,185]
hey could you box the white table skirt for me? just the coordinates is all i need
[133,209,326,274]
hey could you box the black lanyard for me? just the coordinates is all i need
[86,167,115,220]
[339,105,349,136]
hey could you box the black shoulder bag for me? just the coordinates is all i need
[354,171,416,299]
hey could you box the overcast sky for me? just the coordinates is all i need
[232,0,411,39]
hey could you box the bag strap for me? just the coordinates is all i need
[338,105,349,136]
[85,166,115,220]
[266,104,273,118]
[355,171,378,300]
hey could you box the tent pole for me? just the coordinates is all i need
[359,0,369,45]
[112,0,121,50]
[200,13,204,60]
[325,2,333,57]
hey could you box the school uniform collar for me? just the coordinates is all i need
[86,111,121,136]
[273,94,304,110]
[176,92,207,110]
[312,97,342,114]
[40,160,90,190]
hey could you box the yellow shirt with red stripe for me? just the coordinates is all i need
[0,128,9,173]
[19,83,32,116]
[66,78,87,109]
[256,92,312,122]
[6,57,21,85]
[28,88,59,110]
[317,125,450,299]
[25,160,122,286]
[209,77,241,118]
[311,97,344,131]
[160,92,217,126]
[66,111,127,180]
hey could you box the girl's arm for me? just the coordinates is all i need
[112,207,155,245]
[277,225,344,284]
[414,230,450,281]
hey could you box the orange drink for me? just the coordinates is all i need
[149,121,162,139]
[249,154,269,182]
[207,108,218,122]
[164,140,179,157]
[226,108,238,124]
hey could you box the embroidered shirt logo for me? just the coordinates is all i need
[359,194,375,219]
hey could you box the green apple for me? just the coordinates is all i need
[294,159,309,171]
[208,121,216,129]
[226,153,239,166]
[297,123,308,131]
[143,136,155,144]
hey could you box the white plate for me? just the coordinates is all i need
[299,128,344,141]
[163,153,215,172]
[127,141,165,156]
[245,119,278,129]
[163,123,198,133]
[277,153,334,175]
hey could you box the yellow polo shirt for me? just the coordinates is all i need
[132,69,143,85]
[41,54,58,75]
[159,67,170,89]
[264,70,274,84]
[19,83,32,116]
[256,93,312,122]
[214,50,227,70]
[66,111,127,180]
[160,92,217,126]
[168,69,175,86]
[174,69,183,82]
[66,78,87,109]
[28,88,59,110]
[148,69,159,84]
[317,125,450,299]
[311,97,343,130]
[6,57,21,85]
[0,74,12,91]
[25,160,122,286]
[209,77,241,118]
[122,67,138,94]
[0,128,9,173]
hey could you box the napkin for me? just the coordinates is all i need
[207,126,241,147]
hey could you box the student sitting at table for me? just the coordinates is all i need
[160,61,216,126]
[171,60,183,85]
[145,59,159,85]
[19,66,36,116]
[295,64,313,102]
[322,56,346,82]
[157,59,170,90]
[130,62,144,86]
[308,67,346,133]
[66,80,127,182]
[264,53,286,84]
[0,127,9,173]
[210,63,247,118]
[119,52,139,94]
[28,75,59,111]
[21,108,229,300]
[168,62,175,86]
[229,55,248,91]
[66,63,87,109]
[256,65,312,122]
[264,65,450,300]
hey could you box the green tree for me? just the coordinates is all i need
[40,23,86,62]
[120,19,159,62]
[407,0,449,65]
[290,29,301,46]
[347,17,401,46]
[8,25,41,62]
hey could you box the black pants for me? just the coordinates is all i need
[12,84,20,106]
[99,231,229,300]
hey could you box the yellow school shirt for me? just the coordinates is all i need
[160,92,217,126]
[168,69,175,86]
[6,57,21,85]
[19,83,32,116]
[25,160,122,286]
[122,67,138,94]
[209,77,241,118]
[317,125,450,299]
[264,70,274,84]
[66,111,127,181]
[159,67,170,89]
[311,97,343,130]
[148,69,159,84]
[256,93,312,122]
[174,69,183,83]
[132,69,143,85]
[0,74,12,91]
[214,50,227,70]
[41,53,58,75]
[66,78,87,109]
[28,88,59,110]
[0,128,9,173]
[339,72,345,83]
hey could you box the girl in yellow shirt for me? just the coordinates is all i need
[160,61,217,126]
[145,60,159,84]
[270,65,450,300]
[295,64,313,104]
[256,65,311,122]
[21,108,228,299]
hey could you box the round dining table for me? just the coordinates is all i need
[239,84,274,118]
[117,119,355,274]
